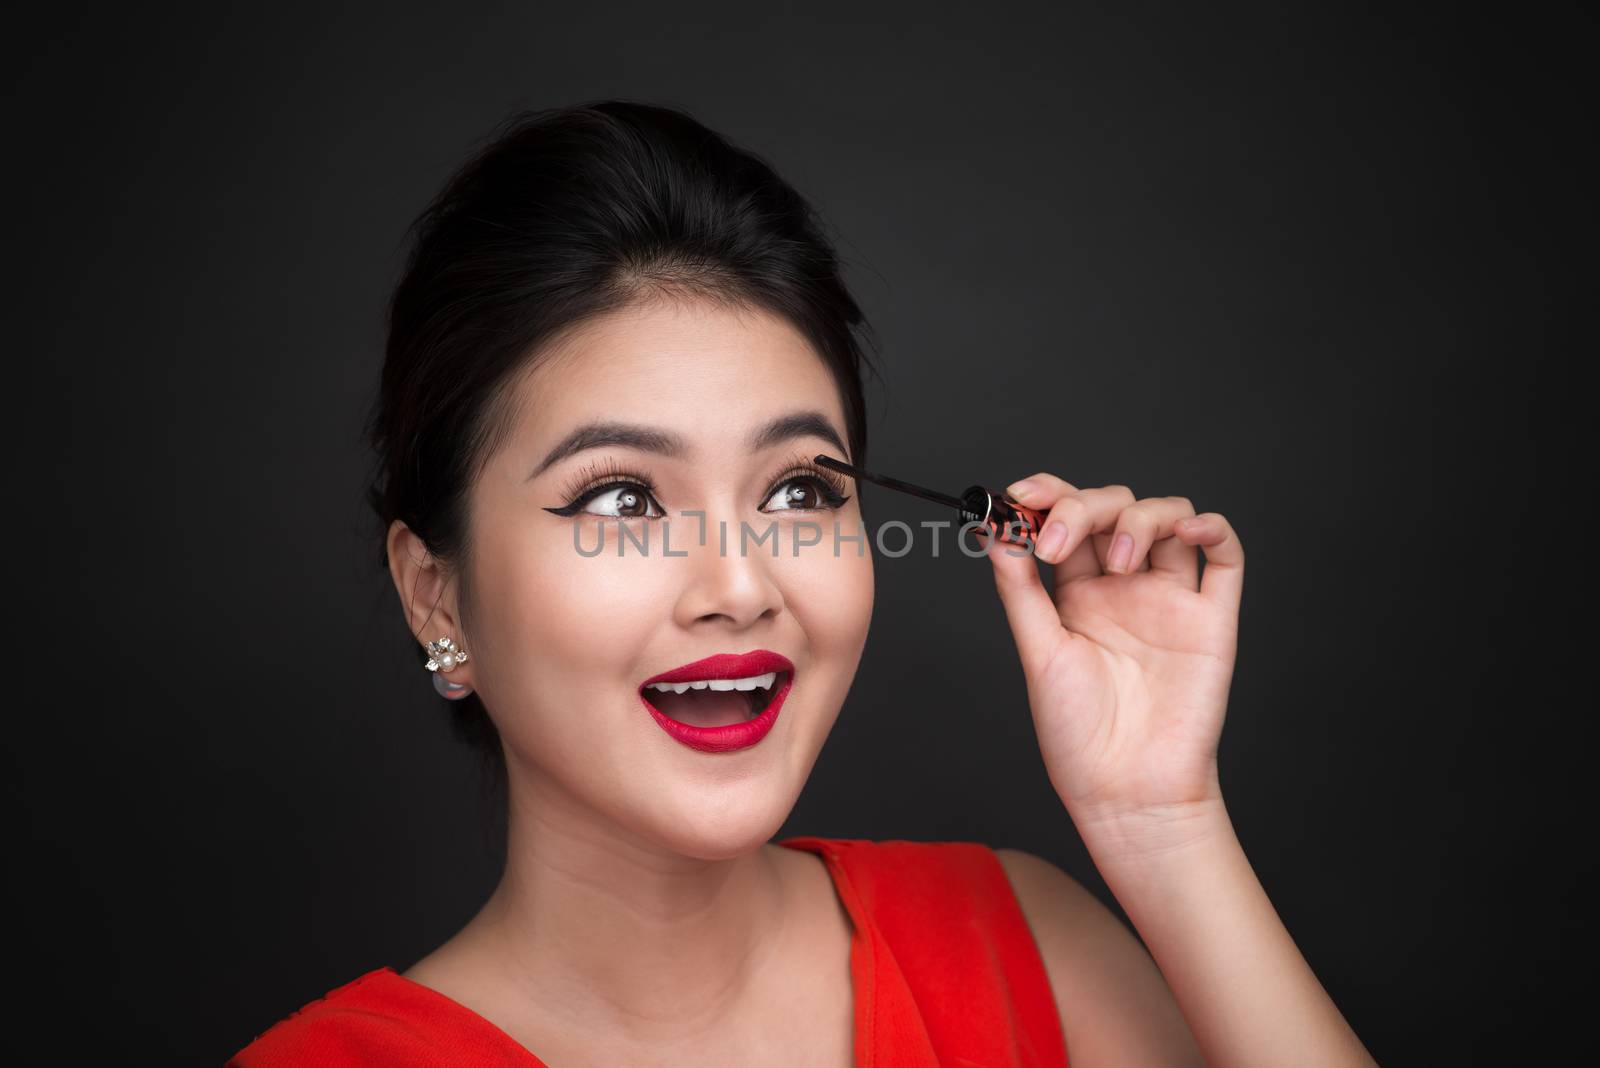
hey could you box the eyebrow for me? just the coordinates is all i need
[527,409,850,480]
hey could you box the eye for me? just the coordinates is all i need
[761,475,845,512]
[577,481,664,519]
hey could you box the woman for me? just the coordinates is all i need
[229,98,1375,1067]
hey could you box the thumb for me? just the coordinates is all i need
[984,534,1064,680]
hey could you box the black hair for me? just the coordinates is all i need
[363,98,883,803]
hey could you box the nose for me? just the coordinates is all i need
[670,511,786,630]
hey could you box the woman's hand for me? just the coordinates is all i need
[984,484,1381,1067]
[983,474,1245,847]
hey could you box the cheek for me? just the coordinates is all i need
[467,511,873,739]
[471,521,672,703]
[784,532,875,667]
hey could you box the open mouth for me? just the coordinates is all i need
[641,670,791,728]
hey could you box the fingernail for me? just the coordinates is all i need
[1006,479,1038,500]
[1036,521,1066,560]
[1108,532,1134,572]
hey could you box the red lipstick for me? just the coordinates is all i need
[812,454,1046,549]
[639,650,795,753]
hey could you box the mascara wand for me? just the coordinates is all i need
[813,454,1046,549]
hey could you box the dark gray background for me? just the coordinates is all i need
[10,3,1586,1063]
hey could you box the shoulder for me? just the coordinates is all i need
[992,846,1097,914]
[230,965,542,1067]
[992,847,1206,1067]
[226,967,491,1068]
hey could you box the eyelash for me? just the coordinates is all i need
[544,453,851,518]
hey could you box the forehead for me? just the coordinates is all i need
[517,298,847,456]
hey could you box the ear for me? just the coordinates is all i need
[386,519,475,687]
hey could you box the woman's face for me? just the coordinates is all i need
[456,296,874,859]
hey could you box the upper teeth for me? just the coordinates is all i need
[647,671,779,695]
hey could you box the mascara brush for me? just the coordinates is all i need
[813,454,1046,550]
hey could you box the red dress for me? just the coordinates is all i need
[227,837,1070,1067]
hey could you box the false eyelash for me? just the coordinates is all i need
[543,451,853,518]
[766,451,851,509]
[543,457,662,518]
[555,457,658,509]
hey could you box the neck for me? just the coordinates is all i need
[448,763,793,1044]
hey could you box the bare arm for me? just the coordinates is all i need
[1074,800,1377,1068]
[983,478,1377,1065]
[996,846,1205,1067]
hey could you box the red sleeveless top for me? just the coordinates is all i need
[227,837,1070,1067]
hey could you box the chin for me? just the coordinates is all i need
[638,794,797,862]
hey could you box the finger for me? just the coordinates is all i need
[1174,512,1245,610]
[1007,472,1095,582]
[1005,472,1080,506]
[1088,531,1152,571]
[1017,482,1135,574]
[1135,495,1201,586]
[1103,496,1197,577]
[984,533,1067,679]
[1004,471,1080,557]
[1044,485,1137,585]
[1057,532,1107,583]
[1149,527,1199,587]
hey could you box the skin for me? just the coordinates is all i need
[385,294,1376,1066]
[984,478,1379,1066]
[387,296,870,1065]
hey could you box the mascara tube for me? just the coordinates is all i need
[813,455,1047,551]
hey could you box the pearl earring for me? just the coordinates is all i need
[425,636,473,700]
